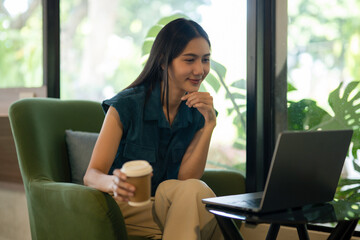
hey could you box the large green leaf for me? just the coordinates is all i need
[287,99,331,131]
[338,178,360,187]
[316,81,360,158]
[144,25,163,39]
[226,92,245,100]
[320,81,360,203]
[199,84,207,92]
[211,60,227,81]
[231,79,246,90]
[336,178,360,201]
[329,81,360,124]
[287,82,297,92]
[141,39,154,57]
[204,72,221,92]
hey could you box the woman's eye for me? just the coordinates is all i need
[185,59,195,62]
[203,58,210,63]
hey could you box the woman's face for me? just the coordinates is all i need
[167,37,211,95]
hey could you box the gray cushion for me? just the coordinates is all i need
[65,130,99,184]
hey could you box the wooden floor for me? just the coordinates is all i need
[0,182,31,240]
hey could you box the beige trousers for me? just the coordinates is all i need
[117,179,224,240]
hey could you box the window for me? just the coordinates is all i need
[60,0,247,173]
[0,0,46,116]
[288,0,360,223]
[0,0,42,88]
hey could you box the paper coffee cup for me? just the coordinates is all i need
[121,160,153,207]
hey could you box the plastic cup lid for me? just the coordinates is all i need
[121,160,153,177]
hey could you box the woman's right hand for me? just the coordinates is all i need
[111,169,136,202]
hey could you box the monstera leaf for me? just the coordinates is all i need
[288,81,360,190]
[336,178,360,201]
[314,81,360,158]
[329,81,360,158]
[288,99,331,131]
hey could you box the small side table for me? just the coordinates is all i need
[206,200,360,240]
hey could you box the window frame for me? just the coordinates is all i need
[43,0,60,98]
[246,0,287,192]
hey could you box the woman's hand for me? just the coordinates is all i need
[111,169,135,202]
[181,92,216,127]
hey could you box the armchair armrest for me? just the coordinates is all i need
[27,180,128,240]
[201,169,246,229]
[202,169,246,196]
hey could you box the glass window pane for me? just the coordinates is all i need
[0,0,43,88]
[60,0,246,172]
[288,0,360,200]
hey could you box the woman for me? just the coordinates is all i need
[84,18,222,240]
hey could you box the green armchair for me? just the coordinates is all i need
[9,98,245,240]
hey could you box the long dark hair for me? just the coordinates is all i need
[126,18,210,120]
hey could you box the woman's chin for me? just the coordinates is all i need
[185,84,201,92]
[187,87,200,93]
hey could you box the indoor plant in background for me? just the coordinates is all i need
[288,81,360,205]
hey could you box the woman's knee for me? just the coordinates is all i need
[178,179,216,198]
[156,179,215,199]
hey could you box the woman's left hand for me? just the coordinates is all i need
[181,92,216,127]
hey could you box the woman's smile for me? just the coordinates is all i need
[188,78,202,85]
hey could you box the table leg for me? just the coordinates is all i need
[327,220,358,240]
[214,215,245,240]
[265,223,280,240]
[296,224,310,240]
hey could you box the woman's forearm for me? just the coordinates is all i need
[83,168,114,194]
[178,123,216,180]
[83,106,123,195]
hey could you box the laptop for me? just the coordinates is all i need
[202,130,353,213]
